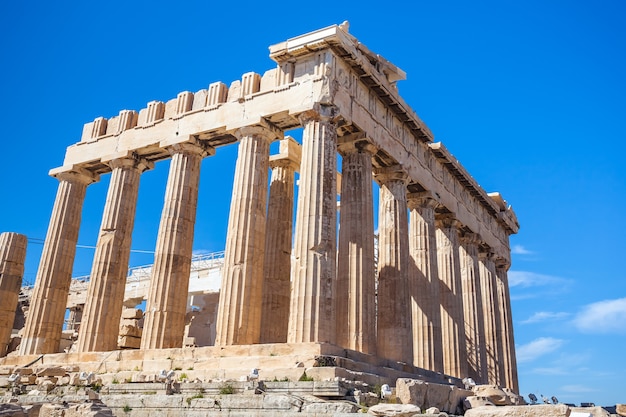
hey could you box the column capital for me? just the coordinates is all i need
[478,247,497,262]
[459,231,482,246]
[337,138,377,157]
[298,104,339,125]
[104,153,154,173]
[51,167,99,185]
[234,124,281,143]
[434,212,461,229]
[166,140,214,158]
[495,257,511,270]
[373,165,408,185]
[407,191,439,210]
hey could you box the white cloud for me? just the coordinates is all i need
[560,384,597,393]
[516,337,565,363]
[508,270,568,288]
[511,244,533,255]
[527,352,591,376]
[573,297,626,334]
[520,311,569,324]
[530,367,568,376]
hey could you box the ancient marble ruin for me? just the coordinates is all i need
[0,23,520,399]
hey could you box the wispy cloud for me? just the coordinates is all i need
[560,384,597,393]
[508,270,569,288]
[573,297,626,334]
[516,337,565,363]
[520,311,569,324]
[512,244,533,255]
[527,352,591,376]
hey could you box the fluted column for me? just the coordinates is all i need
[215,125,278,346]
[435,214,467,378]
[459,232,486,382]
[20,169,97,355]
[0,232,27,357]
[375,166,412,363]
[336,140,376,354]
[478,250,501,385]
[496,259,519,392]
[141,141,210,350]
[77,155,152,352]
[260,137,301,343]
[407,193,444,372]
[288,106,338,344]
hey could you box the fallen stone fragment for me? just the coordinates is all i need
[464,395,496,409]
[472,385,512,405]
[465,404,571,417]
[368,403,421,416]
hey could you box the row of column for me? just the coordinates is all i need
[17,106,517,391]
[213,106,517,390]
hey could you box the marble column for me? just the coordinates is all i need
[459,232,486,383]
[288,106,338,344]
[496,259,519,392]
[336,141,376,354]
[407,193,444,372]
[0,232,27,357]
[478,250,501,385]
[435,214,468,378]
[260,137,301,343]
[77,155,152,352]
[215,125,278,346]
[375,166,412,363]
[20,169,97,355]
[141,141,210,350]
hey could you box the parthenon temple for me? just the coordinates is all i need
[0,24,520,394]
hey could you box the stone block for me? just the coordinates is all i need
[0,377,8,388]
[38,380,56,392]
[465,404,571,417]
[39,403,66,417]
[448,386,474,414]
[464,395,496,409]
[118,336,141,349]
[14,367,33,375]
[118,325,142,338]
[302,401,358,413]
[36,366,67,377]
[36,376,58,385]
[65,402,114,417]
[141,359,173,373]
[20,375,36,384]
[262,394,300,411]
[473,385,512,405]
[617,404,626,417]
[503,387,525,405]
[121,308,143,320]
[396,378,470,414]
[188,398,217,408]
[368,403,421,416]
[57,376,70,385]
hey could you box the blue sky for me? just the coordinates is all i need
[1,0,624,407]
